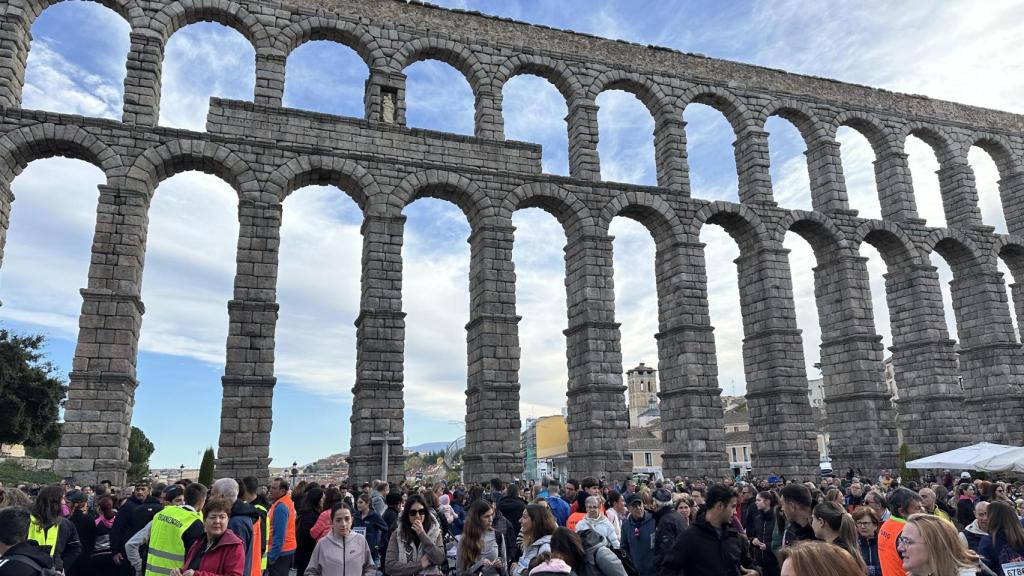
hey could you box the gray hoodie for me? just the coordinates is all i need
[304,531,376,576]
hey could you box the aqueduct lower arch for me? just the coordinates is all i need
[2,0,1023,485]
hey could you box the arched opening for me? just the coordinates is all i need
[159,22,256,131]
[23,1,130,118]
[401,197,470,443]
[765,117,811,210]
[609,216,658,424]
[700,225,743,396]
[999,247,1024,343]
[283,40,368,118]
[503,75,569,176]
[905,135,945,228]
[836,126,882,220]
[271,184,363,465]
[511,208,569,420]
[684,103,739,202]
[969,145,1007,233]
[404,60,474,135]
[928,252,959,345]
[0,158,106,403]
[595,90,656,185]
[782,231,821,384]
[134,172,238,469]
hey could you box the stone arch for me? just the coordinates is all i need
[0,124,123,185]
[598,190,683,249]
[500,181,594,239]
[389,36,490,98]
[773,210,849,261]
[152,0,270,50]
[587,70,674,121]
[993,236,1024,282]
[494,54,582,106]
[921,227,986,278]
[383,169,495,226]
[966,132,1021,179]
[689,200,767,253]
[265,155,380,211]
[276,16,387,70]
[851,220,924,270]
[680,85,756,137]
[126,140,259,198]
[757,99,830,146]
[900,122,958,166]
[28,0,145,29]
[831,110,895,157]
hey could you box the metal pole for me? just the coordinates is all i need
[381,439,390,481]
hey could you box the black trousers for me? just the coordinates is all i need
[268,554,293,576]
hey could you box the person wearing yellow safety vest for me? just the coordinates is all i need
[26,485,81,572]
[240,477,268,576]
[125,483,208,576]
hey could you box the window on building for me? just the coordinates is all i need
[743,446,748,461]
[644,452,652,467]
[731,447,737,461]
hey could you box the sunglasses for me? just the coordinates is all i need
[408,509,427,517]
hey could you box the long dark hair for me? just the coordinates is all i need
[458,499,493,569]
[550,527,584,573]
[32,486,64,528]
[300,487,324,515]
[400,494,435,544]
[523,503,556,548]
[323,488,343,513]
[988,501,1024,552]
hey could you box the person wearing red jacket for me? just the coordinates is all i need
[171,498,245,576]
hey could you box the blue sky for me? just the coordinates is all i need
[4,0,1023,469]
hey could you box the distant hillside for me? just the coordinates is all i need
[407,441,452,454]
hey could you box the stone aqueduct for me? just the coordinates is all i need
[1,0,1023,485]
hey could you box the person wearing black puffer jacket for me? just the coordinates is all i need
[748,491,779,576]
[662,485,757,576]
[651,489,686,576]
[0,507,56,576]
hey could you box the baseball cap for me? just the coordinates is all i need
[162,484,185,502]
[961,472,971,479]
[626,494,643,506]
[66,490,87,503]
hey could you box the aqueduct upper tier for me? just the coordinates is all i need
[0,0,1021,484]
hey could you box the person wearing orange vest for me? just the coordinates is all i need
[877,488,924,576]
[267,477,297,576]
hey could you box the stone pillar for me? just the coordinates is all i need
[654,240,729,478]
[0,13,30,108]
[884,264,966,456]
[563,232,630,479]
[122,32,163,126]
[56,185,150,486]
[0,182,15,266]
[874,150,920,222]
[948,267,1024,444]
[998,173,1024,236]
[805,139,850,214]
[937,160,982,228]
[474,85,502,140]
[463,222,521,482]
[349,214,406,484]
[216,198,282,482]
[365,68,406,125]
[814,254,898,473]
[734,130,775,205]
[736,244,818,479]
[255,52,286,107]
[653,115,688,193]
[566,98,601,181]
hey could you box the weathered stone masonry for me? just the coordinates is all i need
[0,0,1022,484]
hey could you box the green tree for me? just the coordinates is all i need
[899,443,919,482]
[0,329,67,450]
[198,447,215,486]
[127,427,156,481]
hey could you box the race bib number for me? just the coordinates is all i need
[353,526,367,536]
[1002,561,1024,576]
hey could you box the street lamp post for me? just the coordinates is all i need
[291,462,298,486]
[178,464,184,480]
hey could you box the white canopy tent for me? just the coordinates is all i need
[905,442,1024,473]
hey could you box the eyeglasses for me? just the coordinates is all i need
[408,509,427,517]
[897,535,918,547]
[855,522,876,528]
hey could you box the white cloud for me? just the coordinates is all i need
[22,41,123,119]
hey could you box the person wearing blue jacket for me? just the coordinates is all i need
[621,494,656,576]
[545,480,571,527]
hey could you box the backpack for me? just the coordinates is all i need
[1,554,60,576]
[579,529,627,576]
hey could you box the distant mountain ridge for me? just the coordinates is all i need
[407,441,451,453]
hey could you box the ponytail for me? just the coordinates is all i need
[812,501,867,573]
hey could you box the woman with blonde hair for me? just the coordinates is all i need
[897,513,991,576]
[778,540,864,576]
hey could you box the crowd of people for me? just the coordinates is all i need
[2,468,1024,576]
